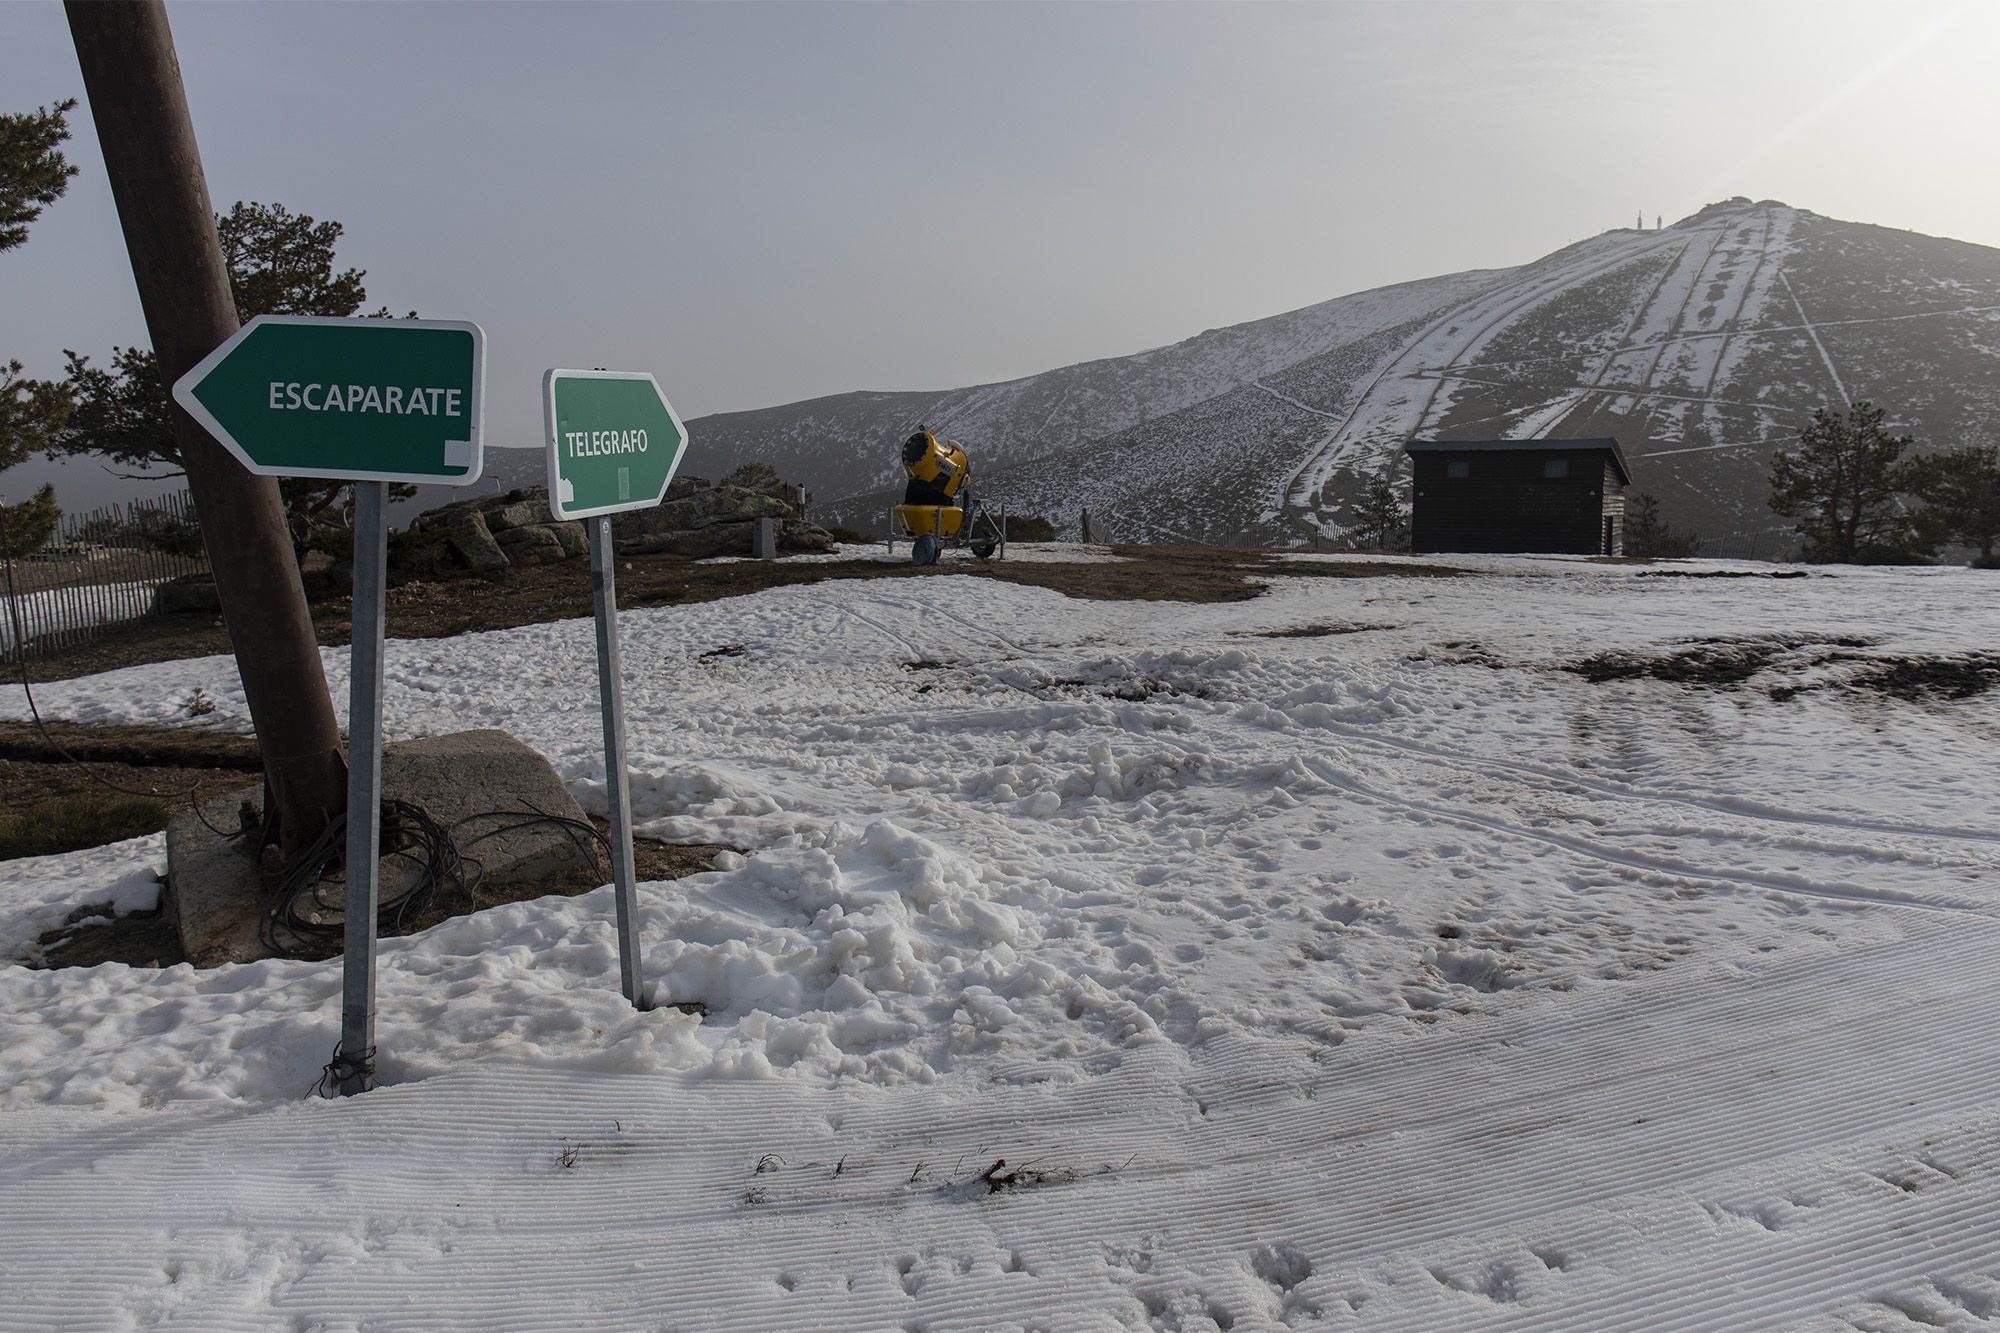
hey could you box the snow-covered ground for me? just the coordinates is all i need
[3,555,1999,1330]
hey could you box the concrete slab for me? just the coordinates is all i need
[165,730,605,966]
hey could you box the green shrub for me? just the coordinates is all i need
[0,793,169,860]
[1002,514,1057,542]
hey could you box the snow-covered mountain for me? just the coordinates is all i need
[488,199,2000,546]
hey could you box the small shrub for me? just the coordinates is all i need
[0,793,170,860]
[1002,514,1057,542]
[181,687,216,718]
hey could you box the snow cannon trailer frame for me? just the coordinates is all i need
[885,426,1008,566]
[886,495,1008,567]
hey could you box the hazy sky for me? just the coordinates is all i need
[3,0,1996,502]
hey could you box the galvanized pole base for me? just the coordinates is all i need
[589,516,647,1009]
[338,479,388,1095]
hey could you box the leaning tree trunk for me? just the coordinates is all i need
[68,0,347,857]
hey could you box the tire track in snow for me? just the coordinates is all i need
[1280,709,2000,851]
[838,601,926,661]
[1295,753,1993,919]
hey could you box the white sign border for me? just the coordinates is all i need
[543,368,690,522]
[171,314,488,487]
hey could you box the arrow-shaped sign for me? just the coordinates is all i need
[543,369,689,522]
[173,315,486,485]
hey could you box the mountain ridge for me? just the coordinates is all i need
[483,199,2000,548]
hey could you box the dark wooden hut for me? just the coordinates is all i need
[1404,438,1632,555]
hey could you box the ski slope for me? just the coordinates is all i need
[3,551,1998,1329]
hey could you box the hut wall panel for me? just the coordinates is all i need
[1409,449,1616,555]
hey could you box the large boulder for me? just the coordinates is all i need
[164,729,604,966]
[611,484,792,544]
[394,486,589,578]
[442,510,509,572]
[616,516,836,560]
[484,500,544,532]
[609,483,838,558]
[495,523,567,566]
[393,478,827,574]
[153,573,222,615]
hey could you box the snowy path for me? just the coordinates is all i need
[4,916,1996,1331]
[3,556,1998,1328]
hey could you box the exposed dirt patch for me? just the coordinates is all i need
[1772,654,2000,703]
[1849,655,2000,701]
[1407,640,1508,669]
[1568,635,1876,687]
[20,546,1470,684]
[0,721,264,854]
[1639,569,1811,580]
[1240,622,1396,639]
[35,899,184,969]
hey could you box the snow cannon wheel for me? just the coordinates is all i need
[912,534,940,566]
[970,540,997,560]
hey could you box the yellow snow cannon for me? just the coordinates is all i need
[891,426,1006,566]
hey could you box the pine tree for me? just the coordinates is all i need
[0,485,58,559]
[57,201,413,558]
[1767,402,1928,563]
[1350,465,1409,551]
[1,100,78,542]
[1624,492,1698,558]
[0,99,76,253]
[1908,445,2000,565]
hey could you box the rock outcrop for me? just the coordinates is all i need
[609,476,835,559]
[389,480,835,579]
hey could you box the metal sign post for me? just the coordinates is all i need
[172,315,486,1097]
[589,516,646,1008]
[543,369,689,1009]
[338,479,388,1094]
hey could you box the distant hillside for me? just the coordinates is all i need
[483,199,2000,548]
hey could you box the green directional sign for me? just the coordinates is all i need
[172,315,486,484]
[543,369,689,521]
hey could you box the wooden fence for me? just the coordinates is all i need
[0,490,208,662]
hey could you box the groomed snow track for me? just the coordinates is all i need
[3,915,1997,1331]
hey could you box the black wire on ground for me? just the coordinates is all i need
[298,800,616,1099]
[310,1041,375,1100]
[267,799,612,960]
[261,798,479,957]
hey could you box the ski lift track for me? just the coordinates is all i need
[1587,239,1693,391]
[1698,212,1779,400]
[1279,233,1692,517]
